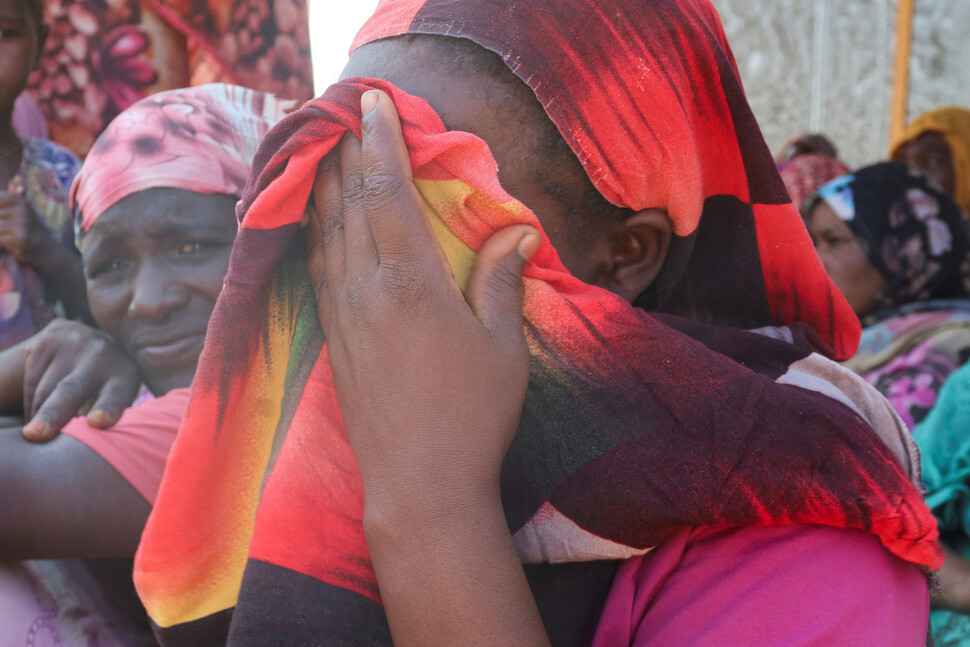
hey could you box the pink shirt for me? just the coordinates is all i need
[591,524,929,646]
[61,387,190,503]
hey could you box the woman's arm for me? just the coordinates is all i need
[305,89,549,647]
[0,427,151,559]
[932,542,970,613]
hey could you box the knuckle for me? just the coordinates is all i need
[320,212,344,243]
[51,377,89,404]
[362,171,406,208]
[341,170,365,208]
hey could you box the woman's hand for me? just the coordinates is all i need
[0,320,142,442]
[304,89,549,647]
[305,90,539,509]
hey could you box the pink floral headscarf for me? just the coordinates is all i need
[71,83,293,234]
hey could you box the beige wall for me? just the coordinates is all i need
[712,0,970,169]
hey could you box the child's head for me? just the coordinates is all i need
[0,0,47,119]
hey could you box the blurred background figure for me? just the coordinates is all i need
[779,152,850,214]
[892,106,970,218]
[805,162,970,429]
[22,0,313,157]
[0,0,87,352]
[776,131,840,165]
[11,92,47,139]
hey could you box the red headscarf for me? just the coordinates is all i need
[354,0,860,357]
[71,84,293,234]
[779,153,851,213]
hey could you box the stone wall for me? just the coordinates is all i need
[712,0,970,168]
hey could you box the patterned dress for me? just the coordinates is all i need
[0,137,81,350]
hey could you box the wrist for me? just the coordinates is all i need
[362,475,506,546]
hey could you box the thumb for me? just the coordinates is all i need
[466,225,541,340]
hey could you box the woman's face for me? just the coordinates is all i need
[808,201,887,318]
[81,188,238,395]
[894,132,955,197]
[0,0,42,115]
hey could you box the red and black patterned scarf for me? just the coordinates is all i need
[134,1,941,644]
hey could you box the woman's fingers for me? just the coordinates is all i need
[21,340,56,420]
[466,226,540,342]
[358,90,442,272]
[306,160,337,332]
[338,129,378,275]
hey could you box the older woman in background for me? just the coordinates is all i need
[0,83,288,646]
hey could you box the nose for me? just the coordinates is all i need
[127,259,189,321]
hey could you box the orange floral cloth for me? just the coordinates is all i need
[25,0,312,157]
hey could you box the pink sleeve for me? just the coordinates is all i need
[590,524,929,646]
[60,387,190,505]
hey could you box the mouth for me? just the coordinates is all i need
[132,332,206,370]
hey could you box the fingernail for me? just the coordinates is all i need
[23,420,46,438]
[88,410,108,427]
[361,90,379,115]
[517,231,541,262]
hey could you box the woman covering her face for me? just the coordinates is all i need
[133,1,942,645]
[0,83,289,644]
[807,162,970,429]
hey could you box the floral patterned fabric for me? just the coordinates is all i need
[845,301,970,429]
[25,0,312,157]
[71,83,294,234]
[0,137,81,350]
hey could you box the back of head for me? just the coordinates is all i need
[352,0,859,356]
[71,83,294,238]
[815,161,970,312]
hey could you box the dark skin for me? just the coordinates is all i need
[0,0,89,321]
[894,131,956,198]
[305,37,672,646]
[806,201,887,318]
[0,188,236,559]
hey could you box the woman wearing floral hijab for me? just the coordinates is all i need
[806,161,970,429]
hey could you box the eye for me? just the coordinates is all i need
[176,241,203,255]
[0,25,23,39]
[87,258,126,279]
[822,234,850,251]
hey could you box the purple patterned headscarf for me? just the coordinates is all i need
[814,162,970,313]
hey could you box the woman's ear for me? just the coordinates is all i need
[598,208,671,302]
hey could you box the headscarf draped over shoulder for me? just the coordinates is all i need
[891,106,970,216]
[354,0,859,357]
[70,83,294,235]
